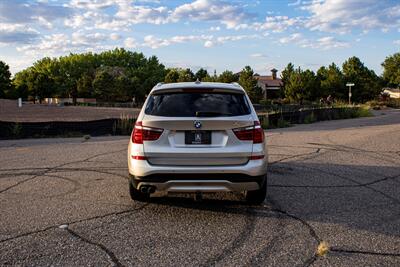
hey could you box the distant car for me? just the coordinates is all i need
[127,81,267,204]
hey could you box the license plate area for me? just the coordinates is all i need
[185,131,211,145]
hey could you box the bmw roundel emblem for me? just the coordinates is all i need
[194,121,202,129]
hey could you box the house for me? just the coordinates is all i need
[44,98,97,105]
[383,88,400,99]
[254,68,283,100]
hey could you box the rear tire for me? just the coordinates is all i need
[129,179,150,202]
[245,175,267,205]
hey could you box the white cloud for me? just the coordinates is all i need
[116,5,170,25]
[16,31,110,56]
[279,33,349,50]
[69,0,116,10]
[279,33,303,44]
[302,0,400,33]
[0,0,72,24]
[124,37,137,48]
[252,16,301,33]
[394,40,400,45]
[0,23,39,44]
[204,40,213,48]
[170,0,251,29]
[250,53,268,59]
[142,35,171,49]
[110,33,121,41]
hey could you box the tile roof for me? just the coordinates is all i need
[255,76,283,87]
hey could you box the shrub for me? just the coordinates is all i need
[304,112,316,124]
[113,114,135,135]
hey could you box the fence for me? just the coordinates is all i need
[0,107,363,139]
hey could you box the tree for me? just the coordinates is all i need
[177,68,195,82]
[195,68,209,81]
[382,53,400,87]
[25,70,55,103]
[218,70,238,83]
[317,63,345,99]
[285,68,305,103]
[239,66,262,103]
[92,68,114,101]
[0,60,12,98]
[342,56,382,102]
[302,69,318,101]
[77,73,94,98]
[11,70,30,99]
[164,68,180,83]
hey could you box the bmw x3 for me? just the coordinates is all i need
[127,81,268,204]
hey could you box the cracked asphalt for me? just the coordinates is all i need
[1,109,399,266]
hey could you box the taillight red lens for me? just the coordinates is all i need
[253,121,264,144]
[131,121,163,144]
[233,121,264,144]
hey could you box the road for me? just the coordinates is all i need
[0,110,399,266]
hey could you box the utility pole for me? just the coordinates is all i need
[346,83,354,105]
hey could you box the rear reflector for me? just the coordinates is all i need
[132,121,164,144]
[249,155,265,160]
[131,155,147,160]
[233,121,264,144]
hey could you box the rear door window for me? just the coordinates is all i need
[144,91,251,117]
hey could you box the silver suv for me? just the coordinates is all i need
[127,82,267,204]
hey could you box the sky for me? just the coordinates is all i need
[0,0,399,76]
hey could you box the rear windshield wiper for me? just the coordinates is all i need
[195,111,232,117]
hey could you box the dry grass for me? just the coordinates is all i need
[316,241,330,257]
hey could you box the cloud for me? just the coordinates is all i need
[16,31,110,56]
[142,35,171,49]
[250,53,268,59]
[69,0,116,10]
[302,0,400,33]
[170,0,251,29]
[110,33,121,41]
[279,33,349,50]
[252,16,302,33]
[279,33,303,44]
[124,37,137,48]
[115,4,170,25]
[0,0,72,24]
[0,23,39,44]
[394,40,400,45]
[131,33,257,49]
[288,0,302,7]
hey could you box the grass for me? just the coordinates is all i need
[316,241,330,257]
[113,114,135,135]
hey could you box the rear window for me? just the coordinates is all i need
[144,92,251,117]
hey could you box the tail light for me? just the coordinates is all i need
[233,121,264,144]
[132,121,163,144]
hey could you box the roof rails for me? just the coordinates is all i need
[231,82,240,87]
[155,82,164,87]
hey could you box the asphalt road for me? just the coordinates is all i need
[1,110,399,266]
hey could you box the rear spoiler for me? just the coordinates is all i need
[151,88,245,95]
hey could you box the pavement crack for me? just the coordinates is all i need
[269,148,322,166]
[0,204,148,244]
[202,207,256,266]
[330,247,400,257]
[65,227,123,267]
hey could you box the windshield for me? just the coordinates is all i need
[144,91,251,117]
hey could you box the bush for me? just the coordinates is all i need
[304,112,316,124]
[113,114,135,135]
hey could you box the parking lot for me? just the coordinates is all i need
[1,110,399,266]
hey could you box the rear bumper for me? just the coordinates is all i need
[130,173,266,193]
[128,156,267,177]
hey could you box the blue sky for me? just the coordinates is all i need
[0,0,399,76]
